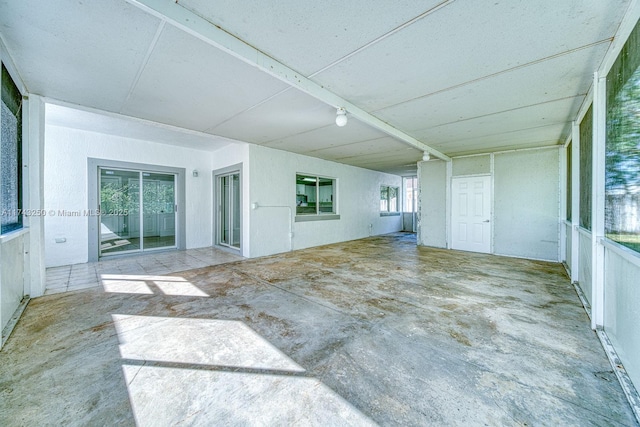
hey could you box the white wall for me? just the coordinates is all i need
[1,234,24,334]
[211,143,250,257]
[452,154,490,176]
[44,125,215,267]
[493,148,560,261]
[1,45,44,342]
[563,222,572,271]
[417,148,561,261]
[248,145,402,258]
[578,229,593,306]
[417,160,447,248]
[604,247,640,392]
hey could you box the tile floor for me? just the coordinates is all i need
[45,247,243,295]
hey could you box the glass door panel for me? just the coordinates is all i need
[99,168,176,257]
[218,172,240,250]
[99,169,140,255]
[143,172,176,250]
[220,175,230,246]
[232,174,241,248]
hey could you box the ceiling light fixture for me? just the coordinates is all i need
[335,107,348,127]
[422,152,431,161]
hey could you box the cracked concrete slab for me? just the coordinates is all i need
[0,233,637,426]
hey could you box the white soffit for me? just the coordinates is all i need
[121,24,290,132]
[46,103,234,152]
[312,0,628,111]
[177,0,446,76]
[0,0,161,112]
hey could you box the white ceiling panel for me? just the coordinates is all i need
[208,88,336,143]
[432,123,569,156]
[312,0,628,110]
[374,43,609,132]
[121,24,289,131]
[344,150,423,164]
[178,0,445,76]
[263,119,389,153]
[0,0,161,112]
[1,0,632,176]
[379,166,421,176]
[413,97,579,144]
[306,137,414,158]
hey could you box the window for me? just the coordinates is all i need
[605,19,640,253]
[380,185,399,214]
[295,174,337,218]
[579,105,593,231]
[566,141,572,221]
[1,64,23,235]
[403,177,418,212]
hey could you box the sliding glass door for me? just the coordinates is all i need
[99,168,176,257]
[218,172,240,250]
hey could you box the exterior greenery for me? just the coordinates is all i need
[605,19,640,253]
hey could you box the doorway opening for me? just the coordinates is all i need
[88,159,186,262]
[403,176,418,232]
[99,168,176,256]
[451,175,492,253]
[214,164,242,254]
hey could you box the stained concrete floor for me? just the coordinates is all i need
[0,233,637,426]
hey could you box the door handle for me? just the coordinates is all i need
[483,220,490,223]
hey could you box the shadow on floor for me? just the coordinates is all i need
[1,233,637,426]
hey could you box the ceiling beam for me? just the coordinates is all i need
[125,0,451,162]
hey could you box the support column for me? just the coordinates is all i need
[591,72,606,329]
[24,95,46,298]
[570,122,580,283]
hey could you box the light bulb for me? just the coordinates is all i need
[336,107,347,127]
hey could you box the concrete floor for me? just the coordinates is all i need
[0,233,637,426]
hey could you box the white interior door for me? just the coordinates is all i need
[451,176,491,253]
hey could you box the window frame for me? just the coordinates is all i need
[380,184,400,216]
[1,62,24,236]
[294,173,339,222]
[604,18,640,255]
[403,176,418,213]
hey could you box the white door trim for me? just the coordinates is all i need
[450,174,492,253]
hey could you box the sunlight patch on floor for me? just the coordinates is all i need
[112,314,304,372]
[122,365,376,427]
[101,274,208,297]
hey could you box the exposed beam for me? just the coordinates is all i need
[125,0,451,162]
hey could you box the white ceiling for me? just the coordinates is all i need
[0,0,632,175]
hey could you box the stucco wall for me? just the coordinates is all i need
[493,148,560,261]
[44,125,215,267]
[417,160,447,248]
[452,155,490,176]
[248,145,402,258]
